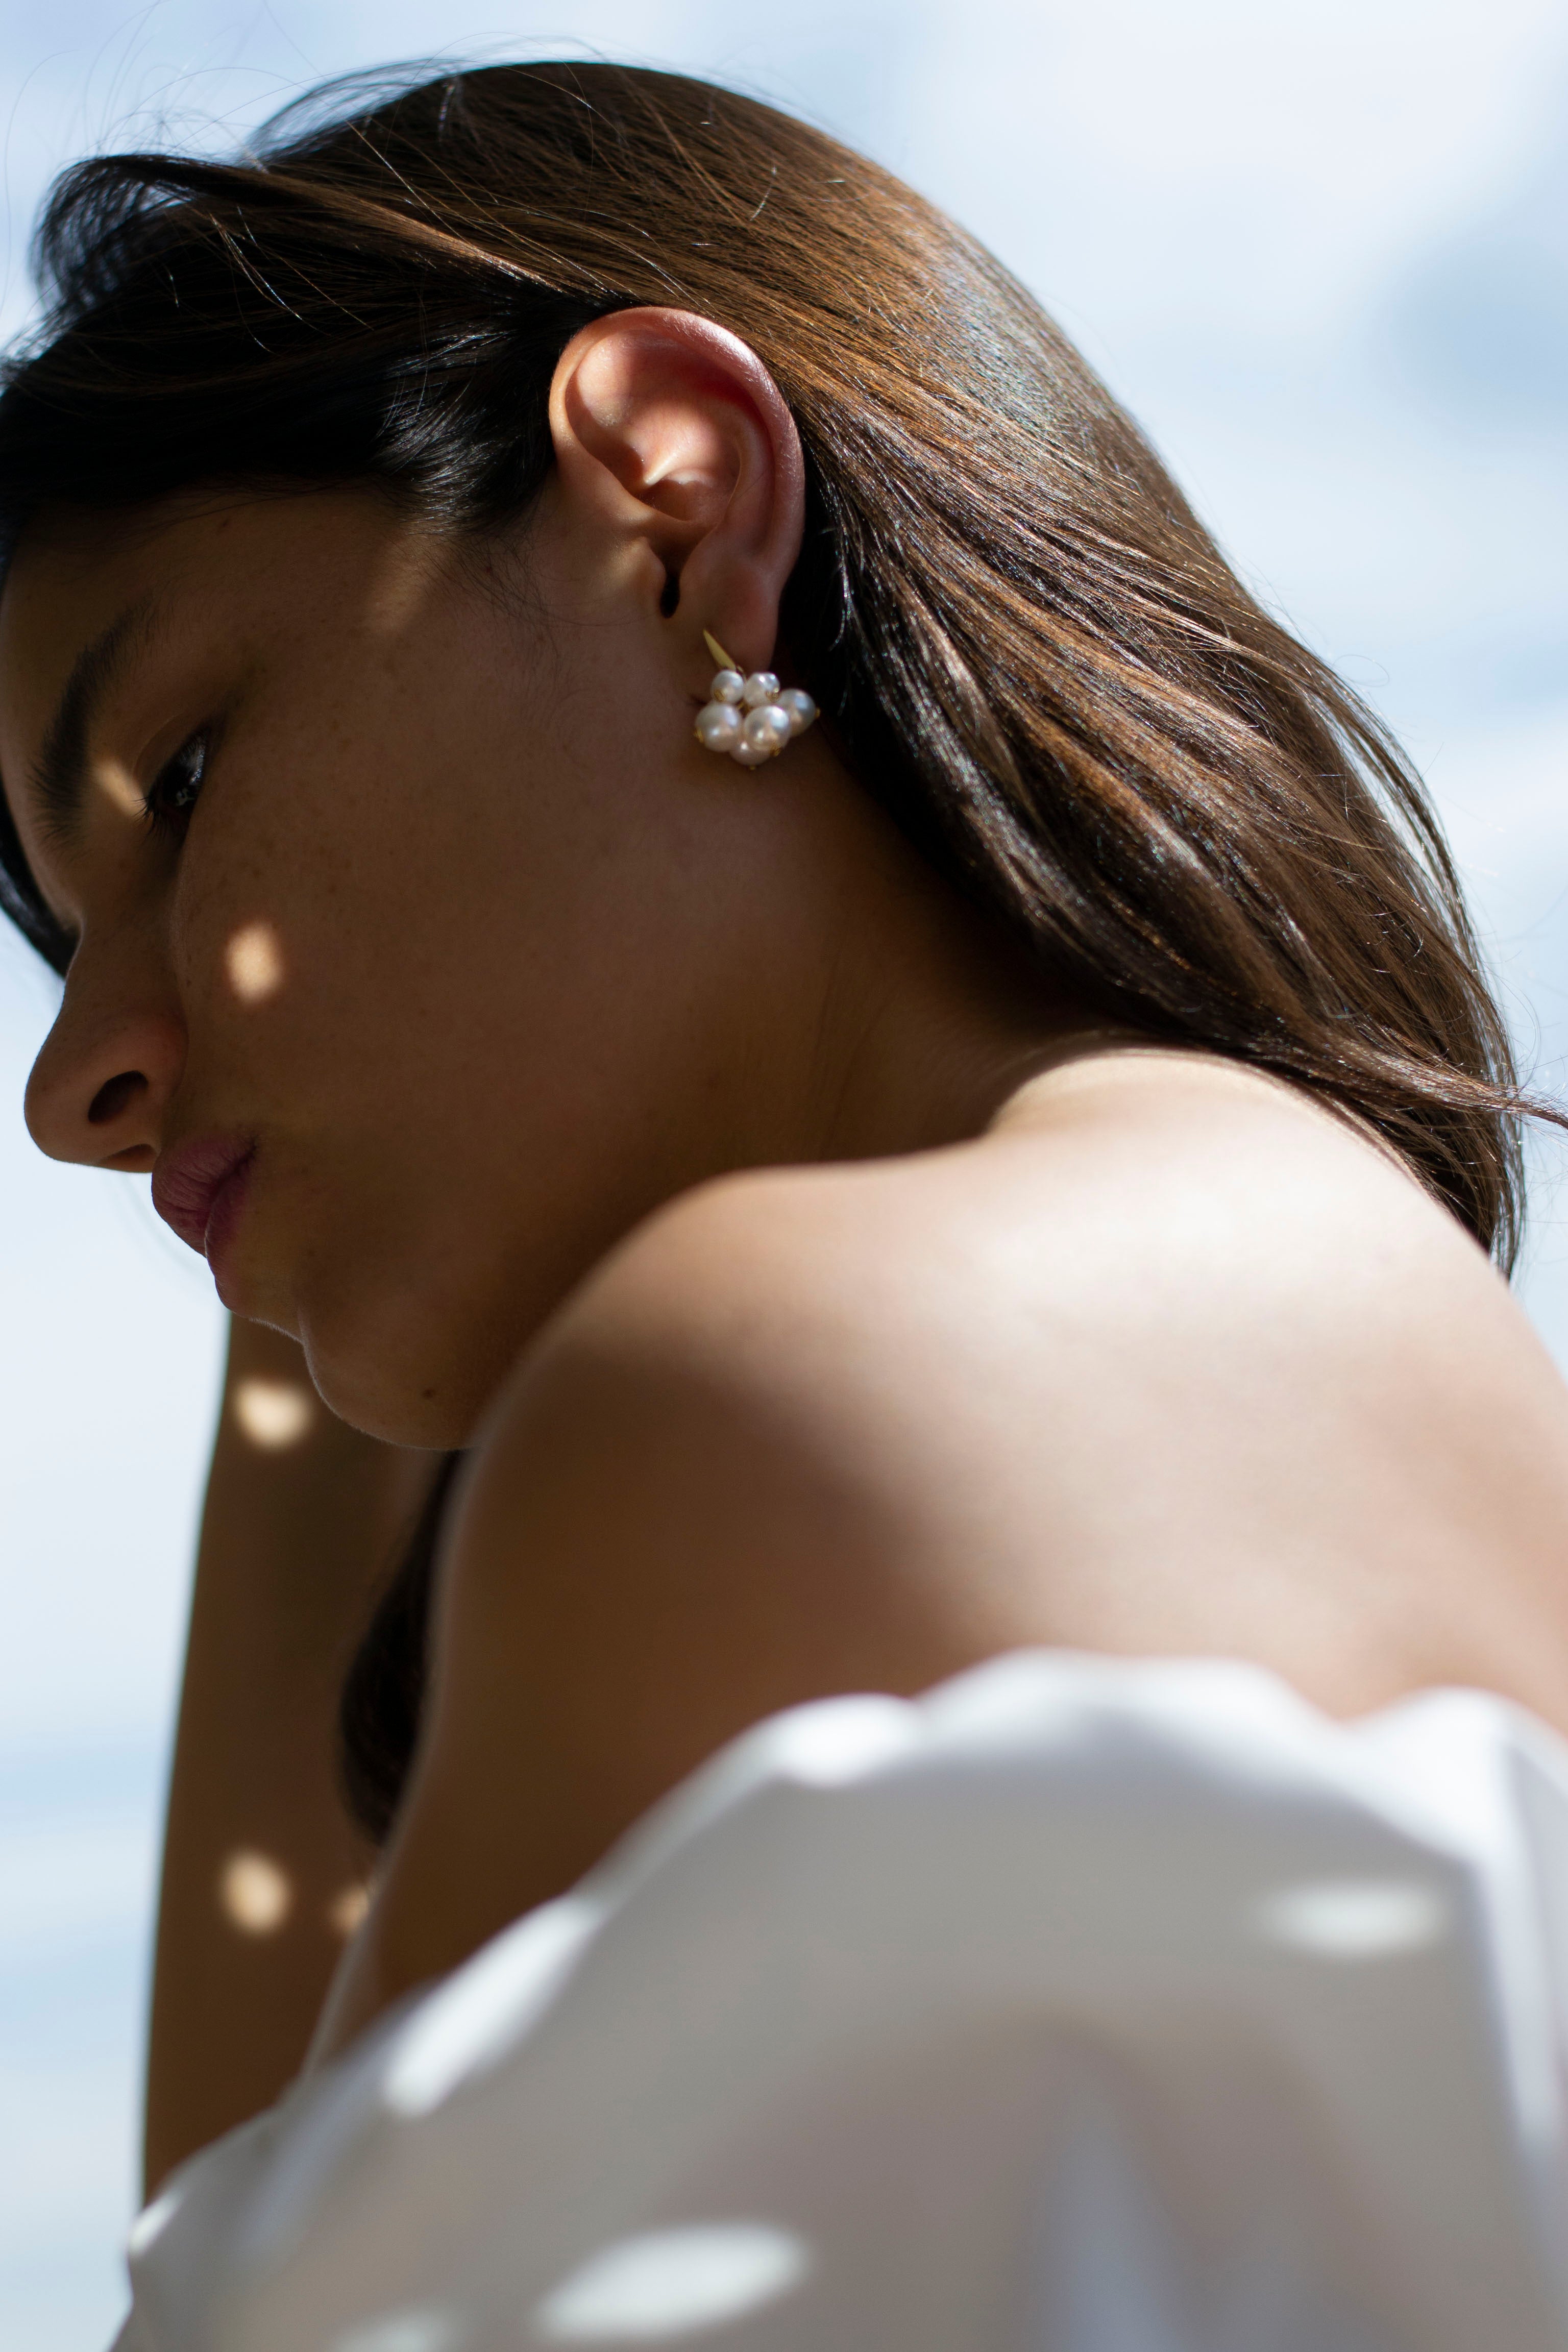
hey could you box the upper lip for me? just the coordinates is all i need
[152,1133,255,1256]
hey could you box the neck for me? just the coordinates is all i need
[749,797,1087,1170]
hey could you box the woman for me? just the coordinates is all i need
[4,61,1568,2349]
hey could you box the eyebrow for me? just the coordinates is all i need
[31,599,159,851]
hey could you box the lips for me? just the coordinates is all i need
[152,1134,256,1263]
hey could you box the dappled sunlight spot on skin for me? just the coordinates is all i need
[329,1881,372,1938]
[232,1375,316,1450]
[95,764,144,820]
[219,1849,293,1935]
[224,919,286,1004]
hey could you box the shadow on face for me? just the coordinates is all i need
[0,485,988,1441]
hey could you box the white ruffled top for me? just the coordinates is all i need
[114,1653,1568,2351]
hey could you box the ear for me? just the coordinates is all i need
[547,307,805,677]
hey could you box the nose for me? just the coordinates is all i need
[24,941,186,1172]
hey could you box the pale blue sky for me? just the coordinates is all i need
[2,4,1566,2343]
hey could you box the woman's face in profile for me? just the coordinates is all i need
[0,487,806,1442]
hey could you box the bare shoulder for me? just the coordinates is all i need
[452,1043,1568,1689]
[340,1048,1568,2042]
[506,1041,1557,1465]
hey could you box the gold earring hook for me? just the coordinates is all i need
[702,630,740,673]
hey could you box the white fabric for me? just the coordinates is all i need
[114,1653,1568,2351]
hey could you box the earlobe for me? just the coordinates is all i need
[548,308,806,675]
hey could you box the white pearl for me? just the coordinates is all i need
[742,703,791,752]
[740,671,781,709]
[730,739,775,767]
[710,670,745,706]
[775,688,817,736]
[695,701,743,751]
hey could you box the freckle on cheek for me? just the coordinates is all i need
[225,920,286,1003]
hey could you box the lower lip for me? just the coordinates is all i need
[203,1157,254,1298]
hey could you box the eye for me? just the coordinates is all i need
[144,730,209,839]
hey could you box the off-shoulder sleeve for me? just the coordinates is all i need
[118,1654,1568,2352]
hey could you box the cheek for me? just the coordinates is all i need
[168,649,692,1172]
[163,835,351,1130]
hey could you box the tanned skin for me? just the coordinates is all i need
[144,1317,429,2187]
[3,310,1566,2178]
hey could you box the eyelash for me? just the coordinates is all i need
[144,731,209,839]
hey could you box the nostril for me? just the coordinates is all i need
[88,1070,148,1126]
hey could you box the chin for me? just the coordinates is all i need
[295,1281,517,1450]
[290,1188,621,1446]
[303,1332,488,1449]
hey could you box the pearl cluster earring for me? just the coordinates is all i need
[694,631,818,768]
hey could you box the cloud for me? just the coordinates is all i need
[1377,70,1568,433]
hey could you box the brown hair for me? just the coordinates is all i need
[0,61,1539,1261]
